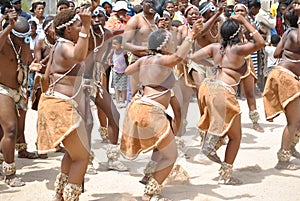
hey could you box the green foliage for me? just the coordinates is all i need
[22,0,30,12]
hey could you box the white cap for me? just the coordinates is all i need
[113,1,129,12]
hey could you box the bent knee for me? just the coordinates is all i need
[2,123,17,137]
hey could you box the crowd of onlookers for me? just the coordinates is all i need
[0,0,295,99]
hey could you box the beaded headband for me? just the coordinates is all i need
[157,31,172,51]
[56,14,80,30]
[43,20,53,31]
[11,28,31,38]
[229,26,241,39]
[233,3,248,13]
[184,5,199,17]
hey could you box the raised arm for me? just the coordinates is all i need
[0,9,17,51]
[159,18,203,67]
[62,8,92,63]
[190,43,215,64]
[274,32,285,58]
[198,1,226,36]
[231,14,265,56]
[125,58,141,75]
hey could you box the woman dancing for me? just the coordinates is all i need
[191,14,264,184]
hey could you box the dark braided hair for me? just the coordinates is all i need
[53,9,76,38]
[220,19,241,49]
[148,29,171,54]
[43,15,55,30]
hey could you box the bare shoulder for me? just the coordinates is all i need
[209,43,222,53]
[177,24,186,33]
[126,13,142,28]
[104,28,113,40]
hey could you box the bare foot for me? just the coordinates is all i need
[218,176,242,185]
[275,161,300,170]
[291,147,300,159]
[142,194,173,201]
[52,193,64,201]
[253,123,264,132]
[5,174,25,187]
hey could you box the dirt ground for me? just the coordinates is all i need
[1,98,300,201]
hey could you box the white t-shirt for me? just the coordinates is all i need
[265,45,278,67]
[29,16,45,40]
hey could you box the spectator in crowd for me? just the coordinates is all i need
[106,0,131,36]
[57,0,70,13]
[264,34,281,74]
[276,2,288,36]
[29,0,46,39]
[101,0,113,17]
[11,0,31,21]
[109,36,128,108]
[68,0,76,10]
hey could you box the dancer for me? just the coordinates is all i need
[36,9,104,200]
[123,0,158,103]
[264,1,300,170]
[121,19,203,200]
[191,14,264,184]
[83,5,126,173]
[0,13,32,187]
[234,3,264,132]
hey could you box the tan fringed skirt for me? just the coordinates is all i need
[198,79,241,137]
[241,56,258,81]
[263,66,300,122]
[120,96,172,160]
[37,94,85,154]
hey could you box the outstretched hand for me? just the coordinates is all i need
[29,59,42,72]
[191,18,203,39]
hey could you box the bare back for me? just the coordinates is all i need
[279,28,300,75]
[139,55,175,107]
[207,43,249,87]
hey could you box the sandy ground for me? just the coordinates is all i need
[1,97,300,201]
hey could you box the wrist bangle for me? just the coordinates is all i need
[249,30,258,37]
[185,37,194,43]
[79,32,89,38]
